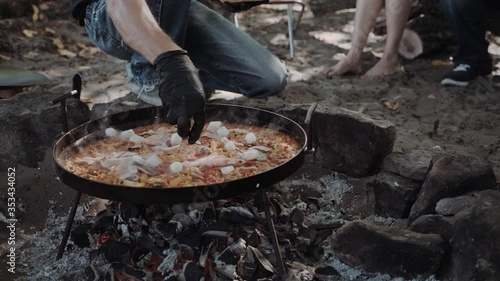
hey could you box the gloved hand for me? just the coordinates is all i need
[153,50,205,144]
[218,0,269,13]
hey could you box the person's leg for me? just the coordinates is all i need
[184,1,288,98]
[327,0,384,77]
[440,0,491,70]
[363,0,411,78]
[440,0,491,86]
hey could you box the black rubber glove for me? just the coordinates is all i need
[153,50,205,144]
[219,0,269,12]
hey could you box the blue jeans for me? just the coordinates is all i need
[83,0,289,98]
[440,0,499,71]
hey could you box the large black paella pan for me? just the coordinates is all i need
[53,103,307,205]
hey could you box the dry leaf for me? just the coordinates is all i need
[23,29,38,38]
[78,47,100,59]
[76,42,87,49]
[0,53,12,61]
[392,102,400,110]
[32,5,40,22]
[80,97,94,103]
[45,27,56,34]
[53,38,64,49]
[42,69,67,78]
[384,101,400,111]
[23,51,39,60]
[431,60,452,67]
[57,49,77,58]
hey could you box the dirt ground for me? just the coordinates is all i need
[1,2,500,280]
[2,3,499,177]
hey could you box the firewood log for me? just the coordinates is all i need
[398,14,455,59]
[374,0,455,59]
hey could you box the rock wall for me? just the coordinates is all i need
[0,90,91,170]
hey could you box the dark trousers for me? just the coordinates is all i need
[440,0,499,71]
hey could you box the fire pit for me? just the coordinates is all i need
[51,79,316,280]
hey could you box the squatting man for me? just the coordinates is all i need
[71,0,287,143]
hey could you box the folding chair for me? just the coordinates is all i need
[234,0,305,58]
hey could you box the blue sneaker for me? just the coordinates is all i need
[441,63,491,87]
[125,63,162,106]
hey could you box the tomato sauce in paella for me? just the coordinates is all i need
[60,121,302,188]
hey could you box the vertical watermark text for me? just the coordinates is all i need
[6,167,17,274]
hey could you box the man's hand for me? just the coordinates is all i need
[154,50,205,144]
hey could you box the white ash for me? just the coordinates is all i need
[224,206,254,219]
[364,215,402,226]
[0,212,8,224]
[170,221,183,233]
[17,202,28,213]
[296,201,308,211]
[306,209,344,225]
[188,202,211,211]
[158,248,178,274]
[188,208,202,224]
[278,173,352,207]
[327,255,370,280]
[331,254,399,281]
[277,178,315,190]
[278,174,352,225]
[117,215,130,237]
[318,173,353,204]
[15,207,92,281]
[214,260,237,279]
[287,268,315,281]
[326,255,438,281]
[229,238,247,257]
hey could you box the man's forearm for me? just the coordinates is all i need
[106,0,181,63]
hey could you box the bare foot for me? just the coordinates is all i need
[326,54,363,77]
[362,58,403,79]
